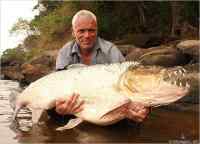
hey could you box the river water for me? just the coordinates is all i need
[0,80,199,143]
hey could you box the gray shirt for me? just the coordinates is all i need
[56,37,125,70]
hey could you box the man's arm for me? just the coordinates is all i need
[56,48,70,71]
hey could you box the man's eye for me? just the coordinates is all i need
[79,30,85,33]
[88,29,95,32]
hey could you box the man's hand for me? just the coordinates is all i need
[127,102,150,122]
[55,93,84,115]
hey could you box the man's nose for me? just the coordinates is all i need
[83,31,90,37]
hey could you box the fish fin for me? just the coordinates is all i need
[32,109,44,124]
[56,117,83,131]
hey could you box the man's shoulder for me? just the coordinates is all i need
[98,37,115,48]
[59,40,75,54]
[98,37,118,53]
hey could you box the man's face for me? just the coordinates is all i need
[72,17,97,51]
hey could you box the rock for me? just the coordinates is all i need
[1,66,24,81]
[21,63,51,84]
[28,50,58,69]
[176,40,200,62]
[116,45,137,56]
[1,58,24,67]
[1,50,58,85]
[139,48,189,67]
[126,46,189,67]
[114,33,164,48]
[126,47,147,61]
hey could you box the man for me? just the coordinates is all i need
[52,10,149,124]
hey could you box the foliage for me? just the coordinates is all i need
[10,18,31,36]
[1,48,27,62]
[183,1,199,27]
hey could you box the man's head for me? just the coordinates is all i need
[72,10,97,52]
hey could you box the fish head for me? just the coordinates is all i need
[121,65,190,106]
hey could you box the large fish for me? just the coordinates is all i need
[12,61,190,130]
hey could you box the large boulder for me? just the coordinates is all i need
[116,45,137,57]
[1,50,58,85]
[20,50,58,84]
[1,66,24,81]
[126,46,189,67]
[114,33,164,48]
[21,63,51,84]
[125,47,147,61]
[139,48,188,67]
[176,40,200,62]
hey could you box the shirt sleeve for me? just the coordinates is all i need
[109,45,125,63]
[56,48,70,70]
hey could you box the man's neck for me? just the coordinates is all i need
[80,48,93,56]
[80,50,92,65]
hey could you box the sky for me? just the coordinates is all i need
[0,0,39,55]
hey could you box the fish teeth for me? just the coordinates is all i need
[174,81,177,86]
[186,83,190,88]
[168,73,172,78]
[178,69,182,75]
[182,68,186,73]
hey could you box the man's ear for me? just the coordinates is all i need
[72,30,75,38]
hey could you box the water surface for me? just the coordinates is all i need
[0,80,199,143]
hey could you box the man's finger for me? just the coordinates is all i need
[66,93,77,110]
[72,100,84,113]
[127,109,146,122]
[56,99,66,106]
[71,93,80,106]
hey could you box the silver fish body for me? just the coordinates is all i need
[13,61,189,130]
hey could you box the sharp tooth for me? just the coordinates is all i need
[186,83,190,88]
[168,73,172,78]
[182,68,186,72]
[174,71,177,75]
[180,82,182,87]
[178,69,182,75]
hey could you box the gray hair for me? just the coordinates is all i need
[72,10,97,29]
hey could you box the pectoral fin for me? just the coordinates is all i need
[32,109,44,124]
[56,117,83,131]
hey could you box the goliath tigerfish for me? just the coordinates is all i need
[12,61,190,130]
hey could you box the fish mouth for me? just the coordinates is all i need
[162,66,190,89]
[121,65,190,107]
